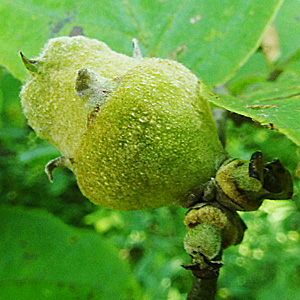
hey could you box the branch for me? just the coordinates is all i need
[183,253,222,300]
[187,276,218,300]
[183,203,245,300]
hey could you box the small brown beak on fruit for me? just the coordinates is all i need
[249,151,293,200]
[20,52,38,73]
[249,151,264,182]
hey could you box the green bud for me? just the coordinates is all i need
[183,203,246,276]
[215,152,293,211]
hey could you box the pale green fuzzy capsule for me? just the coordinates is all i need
[74,58,225,211]
[215,152,294,211]
[183,204,246,275]
[21,36,137,158]
[21,36,293,212]
[184,204,246,251]
[184,223,222,263]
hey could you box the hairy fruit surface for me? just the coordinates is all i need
[74,58,225,210]
[21,36,292,212]
[21,36,225,210]
[21,36,137,158]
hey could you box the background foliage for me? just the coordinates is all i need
[0,0,299,299]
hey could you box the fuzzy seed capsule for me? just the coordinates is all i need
[21,36,137,158]
[21,36,293,212]
[74,58,225,210]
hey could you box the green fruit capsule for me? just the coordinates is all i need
[74,58,225,210]
[183,203,246,277]
[21,36,137,158]
[21,36,293,212]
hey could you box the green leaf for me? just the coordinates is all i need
[274,0,300,64]
[0,0,283,86]
[0,205,142,300]
[280,49,300,78]
[205,78,300,147]
[226,0,300,87]
[0,69,25,128]
[225,52,269,95]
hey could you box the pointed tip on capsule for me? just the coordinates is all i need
[20,52,38,73]
[249,151,264,182]
[69,26,85,37]
[132,38,143,60]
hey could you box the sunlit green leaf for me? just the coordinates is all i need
[0,0,283,86]
[275,0,300,64]
[280,49,300,78]
[0,205,142,300]
[0,69,25,128]
[204,77,300,146]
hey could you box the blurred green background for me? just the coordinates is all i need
[1,0,300,299]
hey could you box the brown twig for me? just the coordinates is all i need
[187,276,218,300]
[184,253,222,300]
[69,26,85,37]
